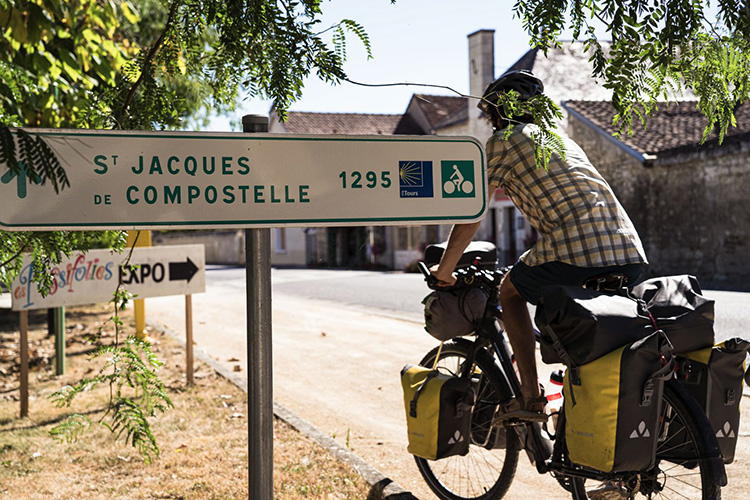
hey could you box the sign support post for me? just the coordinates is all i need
[54,307,65,375]
[243,114,273,500]
[127,231,152,341]
[185,294,194,385]
[19,310,28,418]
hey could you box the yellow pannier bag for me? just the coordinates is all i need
[564,332,672,472]
[401,364,475,460]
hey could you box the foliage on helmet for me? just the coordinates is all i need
[477,71,565,169]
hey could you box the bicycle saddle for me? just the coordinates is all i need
[582,272,628,292]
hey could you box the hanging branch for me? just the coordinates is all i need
[116,0,182,125]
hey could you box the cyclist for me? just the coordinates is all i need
[430,70,648,423]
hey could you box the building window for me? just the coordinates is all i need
[395,226,422,251]
[275,228,287,253]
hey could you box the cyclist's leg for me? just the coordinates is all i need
[499,260,645,416]
[499,274,541,406]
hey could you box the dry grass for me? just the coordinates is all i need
[0,304,370,499]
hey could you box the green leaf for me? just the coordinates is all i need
[121,1,140,24]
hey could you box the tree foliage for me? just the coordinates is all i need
[0,0,370,291]
[513,0,750,142]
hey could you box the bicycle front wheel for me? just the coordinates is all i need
[569,380,723,500]
[414,340,520,500]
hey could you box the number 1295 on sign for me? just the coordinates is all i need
[339,171,391,189]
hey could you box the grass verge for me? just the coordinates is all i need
[0,304,370,499]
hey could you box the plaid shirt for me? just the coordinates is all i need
[487,124,648,268]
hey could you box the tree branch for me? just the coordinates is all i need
[117,0,181,124]
[0,235,28,269]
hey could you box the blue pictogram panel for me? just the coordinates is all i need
[399,161,434,198]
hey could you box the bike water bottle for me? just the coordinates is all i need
[546,369,564,427]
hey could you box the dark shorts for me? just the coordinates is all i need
[508,260,646,305]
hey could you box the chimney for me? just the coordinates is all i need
[468,30,495,125]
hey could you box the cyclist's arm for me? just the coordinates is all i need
[431,184,497,285]
[431,221,482,285]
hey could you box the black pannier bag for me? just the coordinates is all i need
[423,287,489,341]
[630,275,716,354]
[535,285,654,365]
[424,241,497,270]
[673,338,750,464]
[535,275,716,366]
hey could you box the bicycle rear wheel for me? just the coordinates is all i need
[569,380,723,500]
[414,341,520,500]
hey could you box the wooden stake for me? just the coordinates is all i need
[19,310,28,418]
[186,294,194,386]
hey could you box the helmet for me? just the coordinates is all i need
[477,70,544,118]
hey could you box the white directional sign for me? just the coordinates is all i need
[0,128,486,230]
[10,245,205,311]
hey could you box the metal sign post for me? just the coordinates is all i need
[19,310,28,418]
[243,115,273,500]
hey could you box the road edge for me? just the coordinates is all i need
[148,318,419,500]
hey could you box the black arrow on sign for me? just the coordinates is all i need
[169,257,199,283]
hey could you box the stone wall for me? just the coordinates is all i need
[568,119,750,290]
[152,230,245,265]
[153,230,308,268]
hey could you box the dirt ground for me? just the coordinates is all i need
[0,304,370,499]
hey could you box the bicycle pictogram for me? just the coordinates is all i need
[441,161,475,198]
[443,164,474,195]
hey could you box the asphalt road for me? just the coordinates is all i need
[270,267,427,321]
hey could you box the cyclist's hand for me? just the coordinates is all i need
[429,264,457,287]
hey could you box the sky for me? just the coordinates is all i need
[206,0,545,131]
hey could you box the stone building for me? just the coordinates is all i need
[563,100,750,289]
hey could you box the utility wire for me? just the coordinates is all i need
[343,78,484,102]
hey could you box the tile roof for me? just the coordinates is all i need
[394,94,469,134]
[413,94,468,130]
[564,100,750,156]
[279,112,401,135]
